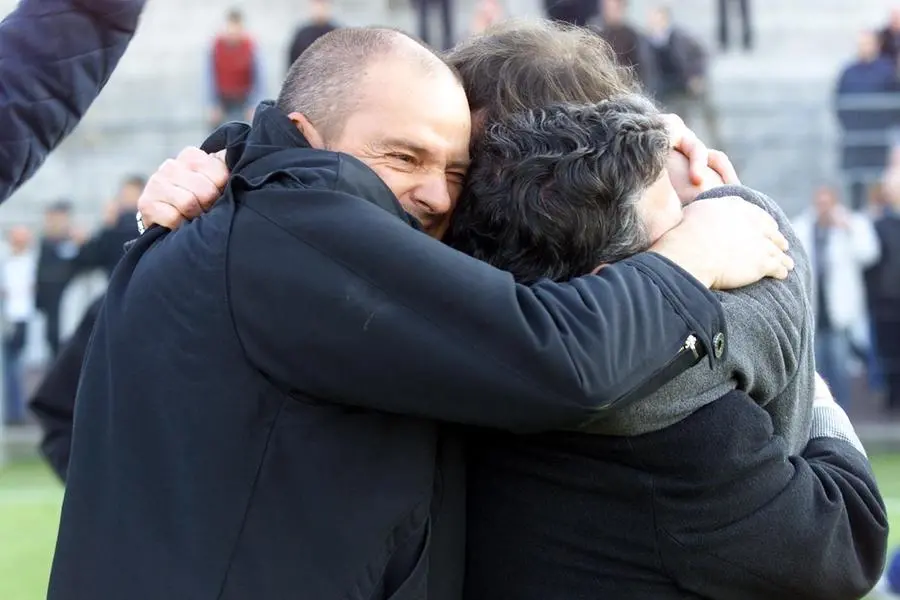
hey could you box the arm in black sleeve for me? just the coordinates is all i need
[0,0,145,202]
[227,186,726,432]
[29,297,103,482]
[658,394,888,600]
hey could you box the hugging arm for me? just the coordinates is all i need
[659,394,887,600]
[0,0,145,201]
[227,186,726,433]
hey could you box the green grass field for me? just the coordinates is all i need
[1,456,898,600]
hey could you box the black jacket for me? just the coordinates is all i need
[49,105,726,600]
[0,0,145,202]
[30,297,103,482]
[465,392,888,599]
[35,237,79,312]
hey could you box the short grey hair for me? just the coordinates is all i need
[276,27,453,140]
[448,95,669,284]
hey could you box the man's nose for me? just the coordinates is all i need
[413,175,453,218]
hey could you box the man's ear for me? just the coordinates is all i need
[287,112,325,149]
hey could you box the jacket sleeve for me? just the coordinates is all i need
[0,0,145,202]
[227,187,726,433]
[659,397,888,600]
[29,296,104,483]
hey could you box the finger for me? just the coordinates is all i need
[771,230,790,252]
[665,116,709,186]
[707,150,740,185]
[142,202,186,231]
[192,154,230,193]
[158,159,218,215]
[172,168,221,212]
[764,253,790,280]
[177,147,230,193]
[781,251,796,272]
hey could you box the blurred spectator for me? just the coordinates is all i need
[544,0,598,26]
[590,0,659,95]
[793,185,880,409]
[416,0,454,50]
[717,0,752,52]
[287,0,339,69]
[36,201,78,358]
[2,226,35,425]
[836,31,899,209]
[867,166,900,417]
[71,175,144,280]
[646,5,722,149]
[207,9,263,128]
[879,8,900,64]
[470,0,504,36]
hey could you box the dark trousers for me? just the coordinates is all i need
[874,317,900,413]
[416,0,454,50]
[3,321,27,424]
[717,0,752,50]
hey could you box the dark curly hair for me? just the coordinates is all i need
[448,96,670,284]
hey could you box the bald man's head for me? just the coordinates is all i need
[277,27,459,141]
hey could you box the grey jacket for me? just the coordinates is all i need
[588,185,815,454]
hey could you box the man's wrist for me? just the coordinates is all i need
[648,239,714,288]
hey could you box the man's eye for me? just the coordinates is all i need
[447,172,466,185]
[390,153,416,164]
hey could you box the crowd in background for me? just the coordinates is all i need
[1,0,899,431]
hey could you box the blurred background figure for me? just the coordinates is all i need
[207,8,263,128]
[543,0,598,26]
[35,202,78,359]
[470,0,504,36]
[591,0,659,96]
[646,4,721,150]
[868,165,900,418]
[879,8,900,64]
[416,0,455,50]
[836,30,899,210]
[793,185,880,409]
[717,0,752,52]
[287,0,340,68]
[2,226,35,426]
[70,176,144,281]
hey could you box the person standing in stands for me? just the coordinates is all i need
[416,0,455,50]
[867,166,900,418]
[207,9,264,128]
[287,0,340,68]
[717,0,752,52]
[2,225,36,425]
[879,8,900,64]
[470,0,504,36]
[590,0,659,97]
[647,5,722,150]
[36,202,79,358]
[71,175,144,279]
[793,185,880,408]
[836,31,899,209]
[544,0,598,26]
